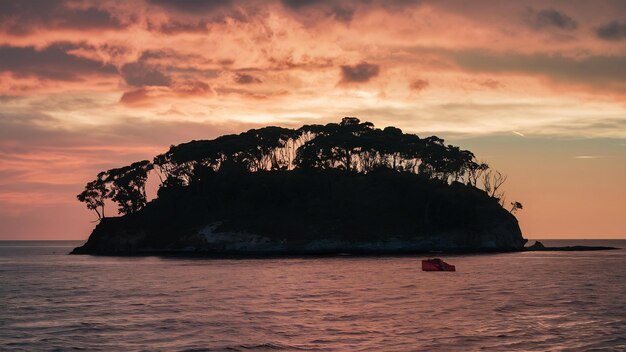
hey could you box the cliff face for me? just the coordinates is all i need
[71,170,526,255]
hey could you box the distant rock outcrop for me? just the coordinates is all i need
[527,240,546,250]
[524,240,618,252]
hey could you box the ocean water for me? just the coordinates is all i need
[1,240,625,351]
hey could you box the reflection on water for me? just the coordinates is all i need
[1,240,625,351]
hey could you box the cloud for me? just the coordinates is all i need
[574,155,605,159]
[145,0,254,32]
[117,49,218,99]
[66,43,133,67]
[119,80,212,106]
[0,44,118,81]
[277,0,457,26]
[281,0,357,22]
[477,79,503,89]
[410,79,429,92]
[266,55,335,71]
[174,80,212,96]
[235,73,262,84]
[135,50,219,75]
[0,111,238,155]
[215,87,288,100]
[150,20,210,34]
[119,87,157,106]
[524,8,577,31]
[148,0,233,13]
[449,49,626,93]
[340,62,380,83]
[281,0,321,9]
[121,62,172,87]
[0,0,124,35]
[596,21,626,41]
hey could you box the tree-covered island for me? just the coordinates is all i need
[72,117,527,255]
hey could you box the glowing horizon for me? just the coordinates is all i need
[1,0,625,239]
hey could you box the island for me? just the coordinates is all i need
[71,117,528,255]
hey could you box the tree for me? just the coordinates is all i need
[466,161,489,186]
[481,169,508,205]
[78,160,154,218]
[340,116,361,126]
[106,160,153,215]
[78,117,521,219]
[76,173,108,220]
[510,201,523,214]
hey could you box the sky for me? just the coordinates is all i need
[0,0,625,240]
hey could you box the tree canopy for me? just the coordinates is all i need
[77,117,509,219]
[77,160,152,219]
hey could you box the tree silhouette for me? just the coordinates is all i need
[481,169,508,205]
[77,160,153,218]
[510,201,523,214]
[76,172,108,220]
[78,117,519,220]
[106,160,153,215]
[466,161,489,186]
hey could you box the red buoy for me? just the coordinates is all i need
[422,258,456,271]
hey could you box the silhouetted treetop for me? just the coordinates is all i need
[77,160,152,218]
[78,118,510,219]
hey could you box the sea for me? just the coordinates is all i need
[1,240,625,351]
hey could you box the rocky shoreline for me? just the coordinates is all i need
[70,236,619,256]
[70,217,529,256]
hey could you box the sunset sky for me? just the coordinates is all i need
[1,0,625,240]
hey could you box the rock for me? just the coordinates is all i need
[523,240,618,252]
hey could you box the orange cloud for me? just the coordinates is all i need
[410,79,430,92]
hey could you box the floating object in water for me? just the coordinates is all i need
[422,258,456,271]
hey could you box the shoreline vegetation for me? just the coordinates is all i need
[70,117,614,256]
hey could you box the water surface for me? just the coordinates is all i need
[1,240,625,351]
